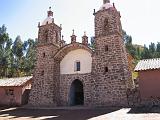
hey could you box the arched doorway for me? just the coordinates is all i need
[69,79,84,106]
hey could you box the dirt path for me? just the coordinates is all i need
[0,107,160,120]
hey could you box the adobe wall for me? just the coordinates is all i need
[139,70,160,99]
[0,87,22,106]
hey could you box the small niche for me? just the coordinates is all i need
[43,52,46,58]
[41,70,44,76]
[105,45,109,51]
[105,67,108,73]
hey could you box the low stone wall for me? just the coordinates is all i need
[126,88,141,107]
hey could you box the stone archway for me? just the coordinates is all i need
[54,42,93,61]
[69,79,84,106]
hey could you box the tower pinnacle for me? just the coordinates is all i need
[47,7,53,17]
[103,0,110,4]
[71,29,76,43]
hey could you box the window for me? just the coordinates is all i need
[5,89,14,96]
[43,52,45,58]
[55,31,59,43]
[105,67,108,73]
[75,61,80,71]
[41,70,44,76]
[103,18,109,35]
[44,30,48,42]
[105,45,108,51]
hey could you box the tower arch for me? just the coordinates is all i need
[54,42,93,61]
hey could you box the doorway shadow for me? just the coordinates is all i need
[69,79,84,106]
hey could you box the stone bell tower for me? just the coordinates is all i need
[92,0,132,106]
[29,7,62,107]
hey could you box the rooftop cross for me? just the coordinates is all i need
[49,7,51,11]
[72,29,75,35]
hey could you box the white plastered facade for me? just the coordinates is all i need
[60,49,92,74]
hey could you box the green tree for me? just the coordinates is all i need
[23,39,37,76]
[89,37,95,50]
[149,42,156,58]
[12,36,24,77]
[155,42,160,58]
[123,30,137,58]
[0,25,37,78]
[141,45,152,59]
[156,42,160,52]
[0,25,12,78]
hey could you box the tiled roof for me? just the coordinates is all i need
[134,58,160,71]
[0,76,32,87]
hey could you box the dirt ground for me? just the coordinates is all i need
[0,106,160,120]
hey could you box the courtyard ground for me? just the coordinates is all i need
[0,106,160,120]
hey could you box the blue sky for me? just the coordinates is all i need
[0,0,160,46]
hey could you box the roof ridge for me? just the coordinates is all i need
[135,58,160,71]
[141,58,160,61]
[0,76,32,87]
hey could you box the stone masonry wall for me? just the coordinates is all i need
[91,7,132,107]
[92,35,130,106]
[28,45,59,107]
[28,17,62,107]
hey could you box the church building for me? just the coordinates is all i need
[28,0,133,107]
